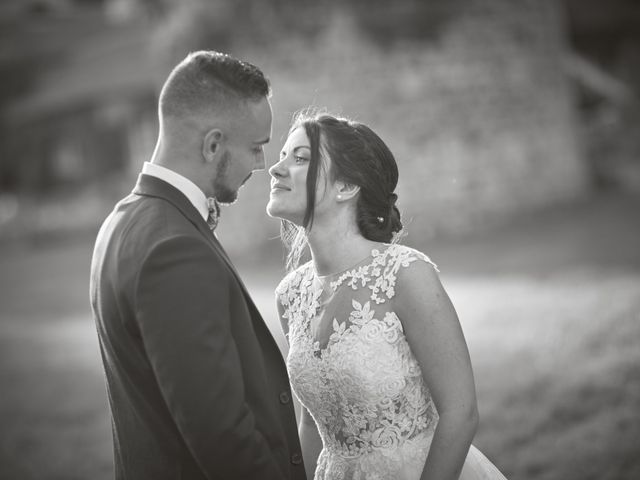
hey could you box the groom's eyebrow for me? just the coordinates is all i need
[254,136,270,145]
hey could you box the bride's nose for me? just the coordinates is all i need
[268,158,287,178]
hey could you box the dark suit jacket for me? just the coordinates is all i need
[90,174,304,480]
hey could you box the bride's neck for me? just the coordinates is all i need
[307,218,379,277]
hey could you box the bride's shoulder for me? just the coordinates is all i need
[382,243,439,273]
[275,261,314,298]
[387,245,444,305]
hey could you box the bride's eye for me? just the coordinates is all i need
[295,156,309,164]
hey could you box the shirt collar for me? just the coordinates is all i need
[141,162,209,221]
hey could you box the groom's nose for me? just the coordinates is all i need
[253,149,266,171]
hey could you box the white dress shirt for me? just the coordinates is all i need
[141,162,209,221]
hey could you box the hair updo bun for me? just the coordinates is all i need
[356,191,403,243]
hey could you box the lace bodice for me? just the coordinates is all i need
[276,244,441,479]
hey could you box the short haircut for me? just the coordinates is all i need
[158,50,271,119]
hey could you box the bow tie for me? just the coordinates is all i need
[206,197,220,231]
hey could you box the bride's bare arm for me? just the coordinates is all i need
[299,406,322,480]
[396,259,479,480]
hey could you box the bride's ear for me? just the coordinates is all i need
[335,182,360,202]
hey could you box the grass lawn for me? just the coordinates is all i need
[453,273,640,480]
[0,193,639,480]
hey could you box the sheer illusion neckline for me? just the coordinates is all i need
[313,243,390,282]
[306,244,394,357]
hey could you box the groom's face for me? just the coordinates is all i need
[213,97,272,205]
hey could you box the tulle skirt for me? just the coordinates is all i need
[315,431,507,480]
[460,445,508,480]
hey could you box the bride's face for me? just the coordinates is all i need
[267,127,330,225]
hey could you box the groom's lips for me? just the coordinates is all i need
[241,173,253,186]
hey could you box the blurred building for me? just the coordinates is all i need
[221,0,591,248]
[1,0,638,251]
[0,0,157,192]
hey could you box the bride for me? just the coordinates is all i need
[266,111,508,480]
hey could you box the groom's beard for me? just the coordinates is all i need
[213,151,241,205]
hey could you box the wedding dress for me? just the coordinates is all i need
[276,244,507,480]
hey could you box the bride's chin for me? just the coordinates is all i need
[266,202,279,218]
[266,206,303,226]
[266,203,287,221]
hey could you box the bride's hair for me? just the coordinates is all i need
[282,110,403,271]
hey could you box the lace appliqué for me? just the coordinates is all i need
[329,245,439,304]
[276,244,440,479]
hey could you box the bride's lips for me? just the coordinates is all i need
[270,183,290,193]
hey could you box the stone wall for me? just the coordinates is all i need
[216,0,588,254]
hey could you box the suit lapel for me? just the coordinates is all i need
[133,174,226,255]
[133,174,279,350]
[133,173,207,231]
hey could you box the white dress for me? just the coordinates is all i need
[276,244,507,480]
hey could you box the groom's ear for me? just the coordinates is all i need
[202,128,224,163]
[335,182,360,202]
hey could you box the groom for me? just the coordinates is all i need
[90,51,304,479]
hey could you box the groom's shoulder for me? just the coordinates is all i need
[128,194,196,236]
[102,195,204,257]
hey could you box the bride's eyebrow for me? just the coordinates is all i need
[281,145,311,157]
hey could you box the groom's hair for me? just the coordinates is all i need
[158,50,270,120]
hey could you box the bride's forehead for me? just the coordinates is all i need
[285,126,310,146]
